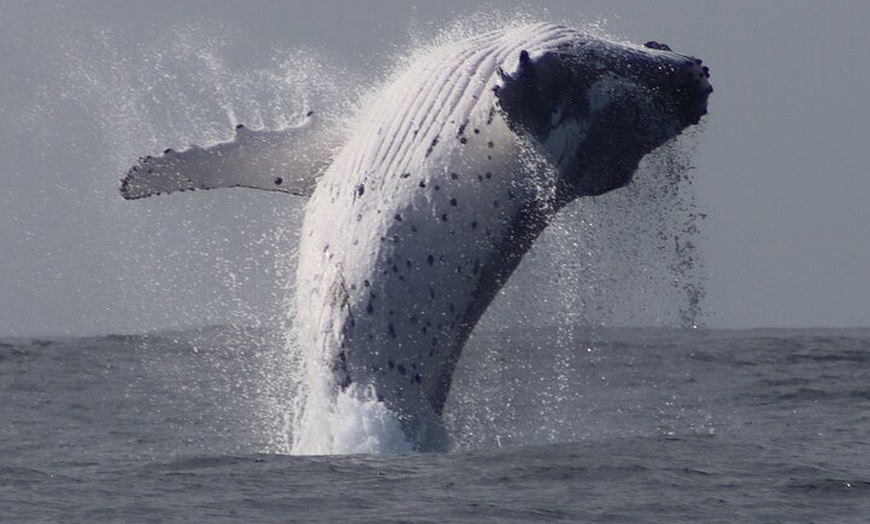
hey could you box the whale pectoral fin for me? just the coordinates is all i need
[120,112,342,200]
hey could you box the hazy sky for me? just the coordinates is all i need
[2,1,869,336]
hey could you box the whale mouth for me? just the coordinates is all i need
[684,58,713,126]
[641,41,712,127]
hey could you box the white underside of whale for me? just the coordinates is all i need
[292,25,592,453]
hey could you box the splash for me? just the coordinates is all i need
[291,382,414,455]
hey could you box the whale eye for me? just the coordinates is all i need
[274,177,283,186]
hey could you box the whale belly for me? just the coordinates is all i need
[293,38,548,448]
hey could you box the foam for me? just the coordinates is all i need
[291,383,414,455]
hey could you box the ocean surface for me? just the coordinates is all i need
[2,325,869,523]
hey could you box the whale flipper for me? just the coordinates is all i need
[120,112,340,200]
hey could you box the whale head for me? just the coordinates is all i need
[496,38,712,202]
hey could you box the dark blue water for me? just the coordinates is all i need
[2,326,869,523]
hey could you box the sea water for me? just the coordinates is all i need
[2,326,868,523]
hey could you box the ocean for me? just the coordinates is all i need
[2,325,868,523]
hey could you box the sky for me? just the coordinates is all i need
[1,1,869,336]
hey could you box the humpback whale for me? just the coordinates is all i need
[121,23,711,452]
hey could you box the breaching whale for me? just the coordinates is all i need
[121,23,711,452]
